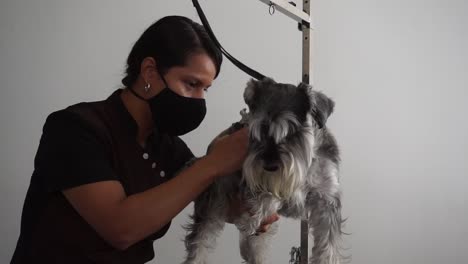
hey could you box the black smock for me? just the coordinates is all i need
[11,89,194,263]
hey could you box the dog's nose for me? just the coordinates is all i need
[263,164,279,172]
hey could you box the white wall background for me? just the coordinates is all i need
[1,0,467,263]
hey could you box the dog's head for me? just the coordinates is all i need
[242,78,335,199]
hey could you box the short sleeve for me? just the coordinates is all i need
[34,110,117,192]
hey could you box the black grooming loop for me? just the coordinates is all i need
[192,0,267,81]
[192,0,310,81]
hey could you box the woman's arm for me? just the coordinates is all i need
[63,128,248,250]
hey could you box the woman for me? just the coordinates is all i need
[11,16,278,263]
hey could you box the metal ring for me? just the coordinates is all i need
[269,3,276,15]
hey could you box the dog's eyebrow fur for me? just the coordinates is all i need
[269,111,300,143]
[248,117,263,141]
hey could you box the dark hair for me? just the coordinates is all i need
[122,16,223,88]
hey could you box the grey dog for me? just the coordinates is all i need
[182,78,346,264]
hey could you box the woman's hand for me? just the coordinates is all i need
[256,214,280,234]
[205,128,249,177]
[226,193,280,234]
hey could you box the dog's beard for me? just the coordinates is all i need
[242,129,315,200]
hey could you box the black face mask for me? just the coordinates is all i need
[129,75,207,136]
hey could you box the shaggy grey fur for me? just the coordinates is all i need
[182,78,346,264]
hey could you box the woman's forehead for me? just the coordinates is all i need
[180,53,217,80]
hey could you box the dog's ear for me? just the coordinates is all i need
[243,77,276,109]
[298,82,335,129]
[243,78,257,108]
[261,77,276,84]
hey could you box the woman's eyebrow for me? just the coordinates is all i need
[184,74,212,87]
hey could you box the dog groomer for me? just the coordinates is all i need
[11,16,279,264]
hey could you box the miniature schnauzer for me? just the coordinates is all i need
[182,78,346,264]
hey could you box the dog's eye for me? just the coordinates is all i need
[260,123,270,138]
[281,127,300,142]
[248,137,261,147]
[249,128,261,142]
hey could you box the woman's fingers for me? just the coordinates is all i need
[256,214,280,234]
[261,214,280,225]
[258,224,270,233]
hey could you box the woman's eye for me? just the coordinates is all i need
[184,80,208,93]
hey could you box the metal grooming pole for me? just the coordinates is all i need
[258,1,312,263]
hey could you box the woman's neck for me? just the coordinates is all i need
[120,88,154,146]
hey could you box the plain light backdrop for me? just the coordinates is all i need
[1,0,467,263]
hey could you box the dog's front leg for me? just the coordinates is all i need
[307,192,345,264]
[234,193,281,264]
[238,221,279,264]
[182,191,226,264]
[234,193,281,235]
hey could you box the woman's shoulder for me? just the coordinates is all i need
[64,98,108,123]
[43,98,110,141]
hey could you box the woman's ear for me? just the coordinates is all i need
[140,57,158,83]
